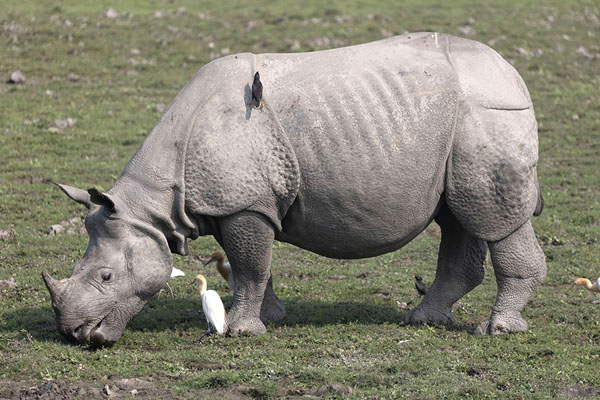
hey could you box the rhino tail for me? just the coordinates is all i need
[534,181,544,216]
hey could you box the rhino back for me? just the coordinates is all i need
[258,33,460,257]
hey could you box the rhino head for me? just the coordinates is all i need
[43,184,173,346]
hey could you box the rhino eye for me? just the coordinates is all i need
[101,272,112,282]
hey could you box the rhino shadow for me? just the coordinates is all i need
[1,296,475,344]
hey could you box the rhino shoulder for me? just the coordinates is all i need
[184,56,300,231]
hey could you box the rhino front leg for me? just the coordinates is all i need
[475,220,546,335]
[401,205,488,326]
[220,211,275,335]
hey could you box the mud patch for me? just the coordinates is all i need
[0,377,165,399]
[560,384,600,398]
[0,379,93,400]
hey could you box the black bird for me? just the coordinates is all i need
[412,275,429,296]
[251,71,264,109]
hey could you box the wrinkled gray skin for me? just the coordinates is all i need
[44,33,547,346]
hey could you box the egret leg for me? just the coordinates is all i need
[166,282,174,297]
[401,204,488,326]
[219,211,274,335]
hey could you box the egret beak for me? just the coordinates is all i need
[189,278,199,286]
[565,283,576,293]
[203,256,215,266]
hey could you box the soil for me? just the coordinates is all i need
[0,377,165,400]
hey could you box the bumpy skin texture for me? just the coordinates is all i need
[47,33,546,344]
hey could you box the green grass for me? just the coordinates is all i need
[1,0,599,398]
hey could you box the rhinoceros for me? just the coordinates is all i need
[43,32,546,346]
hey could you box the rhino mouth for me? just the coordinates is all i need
[69,310,119,347]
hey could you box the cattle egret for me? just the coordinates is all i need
[570,277,600,293]
[158,267,185,299]
[192,274,226,335]
[204,252,234,291]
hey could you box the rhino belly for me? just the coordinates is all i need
[271,38,459,258]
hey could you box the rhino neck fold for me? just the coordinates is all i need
[108,79,210,255]
[110,175,198,256]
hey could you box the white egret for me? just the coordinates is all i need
[192,274,226,335]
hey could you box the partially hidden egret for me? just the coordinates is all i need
[204,252,234,291]
[191,274,226,335]
[158,266,185,299]
[569,277,600,293]
[412,274,429,296]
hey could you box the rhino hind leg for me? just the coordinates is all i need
[401,204,488,327]
[219,211,276,335]
[475,220,546,335]
[260,275,286,323]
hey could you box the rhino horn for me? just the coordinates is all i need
[42,271,68,305]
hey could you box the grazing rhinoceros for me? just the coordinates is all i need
[43,32,546,346]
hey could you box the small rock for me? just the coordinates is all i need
[105,8,118,19]
[516,47,531,56]
[49,224,64,235]
[221,47,230,55]
[153,11,164,18]
[245,20,257,30]
[0,277,18,290]
[64,19,73,27]
[102,384,118,397]
[130,48,141,55]
[115,378,153,391]
[561,34,571,41]
[458,26,475,36]
[52,118,77,129]
[576,46,595,59]
[0,228,17,240]
[288,40,301,51]
[67,73,80,81]
[311,385,353,396]
[465,17,476,25]
[572,114,580,121]
[396,301,409,309]
[8,70,25,84]
[45,89,54,96]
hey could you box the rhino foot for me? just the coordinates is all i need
[400,303,454,326]
[474,313,527,335]
[227,316,267,336]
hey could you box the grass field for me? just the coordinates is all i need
[1,0,599,398]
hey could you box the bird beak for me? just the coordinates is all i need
[189,278,198,286]
[203,256,215,266]
[565,283,576,293]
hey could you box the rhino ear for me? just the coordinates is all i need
[54,183,92,208]
[88,188,116,212]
